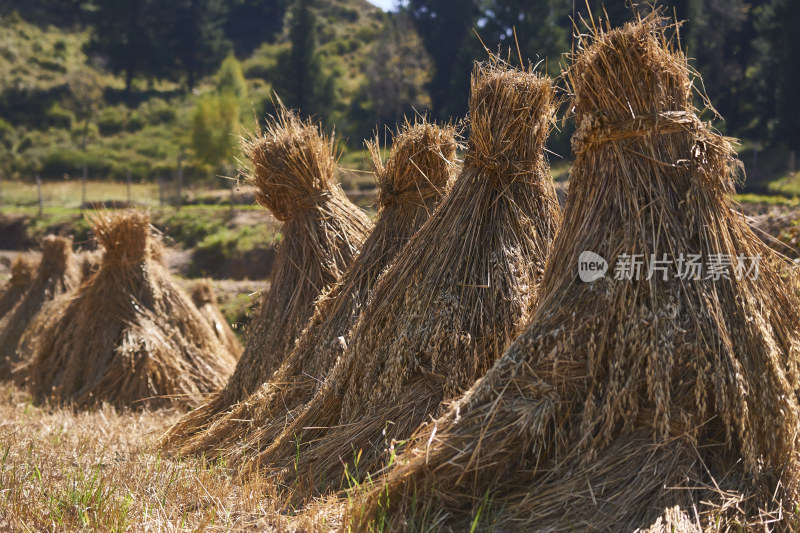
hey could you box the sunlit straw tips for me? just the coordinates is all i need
[238,59,561,504]
[166,116,458,461]
[351,14,800,531]
[161,104,372,449]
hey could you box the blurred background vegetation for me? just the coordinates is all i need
[0,0,797,193]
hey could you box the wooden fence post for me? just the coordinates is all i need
[126,169,132,206]
[176,152,184,212]
[81,164,87,210]
[35,174,43,216]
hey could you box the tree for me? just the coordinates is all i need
[403,0,480,119]
[479,0,570,76]
[224,0,290,56]
[272,0,335,119]
[0,118,20,184]
[63,68,103,204]
[756,0,800,148]
[161,0,232,91]
[216,55,247,101]
[0,0,88,27]
[365,15,433,128]
[83,0,161,92]
[685,0,754,134]
[190,93,241,172]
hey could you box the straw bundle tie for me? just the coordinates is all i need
[465,153,544,183]
[379,183,443,208]
[265,190,334,222]
[573,111,705,152]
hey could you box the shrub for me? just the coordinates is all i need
[143,98,177,125]
[41,148,112,179]
[44,103,74,129]
[156,212,227,248]
[33,57,65,72]
[0,118,16,148]
[126,111,145,132]
[355,24,379,43]
[190,93,240,169]
[53,39,67,55]
[331,38,359,55]
[133,136,170,159]
[188,225,276,279]
[337,6,359,22]
[216,55,247,100]
[16,135,33,153]
[97,107,126,136]
[242,55,276,80]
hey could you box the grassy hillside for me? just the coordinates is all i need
[0,15,195,183]
[0,0,385,190]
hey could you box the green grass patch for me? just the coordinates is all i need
[765,171,800,197]
[734,193,800,206]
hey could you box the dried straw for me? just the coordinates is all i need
[169,117,459,458]
[22,211,238,408]
[79,249,102,282]
[0,254,36,321]
[190,280,243,359]
[162,107,372,443]
[241,60,562,502]
[353,15,800,531]
[0,236,80,379]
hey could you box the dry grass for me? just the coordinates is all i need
[350,14,800,532]
[0,383,301,532]
[162,107,373,448]
[22,211,238,409]
[190,280,244,360]
[240,59,562,504]
[0,236,80,379]
[0,254,36,321]
[78,249,102,282]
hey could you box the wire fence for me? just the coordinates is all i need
[0,174,254,215]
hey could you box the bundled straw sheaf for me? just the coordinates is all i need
[79,249,102,282]
[23,211,238,408]
[170,117,459,458]
[354,15,800,531]
[0,255,36,321]
[162,108,372,444]
[0,236,80,378]
[190,280,243,359]
[242,61,562,501]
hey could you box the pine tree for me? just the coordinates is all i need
[83,0,160,92]
[216,55,247,101]
[161,0,231,91]
[273,0,334,119]
[224,0,290,56]
[479,0,570,76]
[365,14,433,128]
[686,0,754,134]
[403,0,479,119]
[756,0,800,148]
